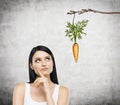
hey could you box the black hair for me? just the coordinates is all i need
[28,45,59,84]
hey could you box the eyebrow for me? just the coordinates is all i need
[34,55,51,59]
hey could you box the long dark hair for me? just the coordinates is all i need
[28,45,58,84]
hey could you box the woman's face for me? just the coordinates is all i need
[30,51,53,76]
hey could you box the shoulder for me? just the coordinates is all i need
[58,85,70,104]
[14,82,26,90]
[13,82,26,95]
[13,83,26,104]
[59,85,69,96]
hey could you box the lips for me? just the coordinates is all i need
[41,68,48,71]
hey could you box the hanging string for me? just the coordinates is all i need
[72,13,76,25]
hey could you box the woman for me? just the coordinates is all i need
[13,45,69,105]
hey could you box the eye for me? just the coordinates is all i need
[45,57,51,61]
[35,59,41,63]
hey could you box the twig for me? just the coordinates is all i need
[67,8,120,15]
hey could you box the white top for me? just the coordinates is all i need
[24,83,60,105]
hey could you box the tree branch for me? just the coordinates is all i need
[67,9,120,15]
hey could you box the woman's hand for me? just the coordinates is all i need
[33,70,55,105]
[33,70,51,94]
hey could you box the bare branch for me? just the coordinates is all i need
[67,9,120,15]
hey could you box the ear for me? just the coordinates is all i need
[30,63,34,70]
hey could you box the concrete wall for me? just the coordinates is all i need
[0,0,120,105]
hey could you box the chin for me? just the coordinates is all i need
[42,71,50,75]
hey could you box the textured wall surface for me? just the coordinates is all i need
[0,0,120,105]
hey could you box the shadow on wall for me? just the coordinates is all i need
[83,100,120,105]
[1,90,120,105]
[0,89,12,105]
[0,89,120,105]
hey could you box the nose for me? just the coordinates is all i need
[41,60,46,66]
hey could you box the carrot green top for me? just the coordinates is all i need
[65,20,88,43]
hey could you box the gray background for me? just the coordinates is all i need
[0,0,120,105]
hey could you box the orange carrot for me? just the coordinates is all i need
[72,43,79,62]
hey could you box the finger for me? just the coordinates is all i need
[35,68,44,77]
[38,70,44,77]
[34,78,43,84]
[33,78,44,87]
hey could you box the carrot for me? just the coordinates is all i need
[72,43,79,62]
